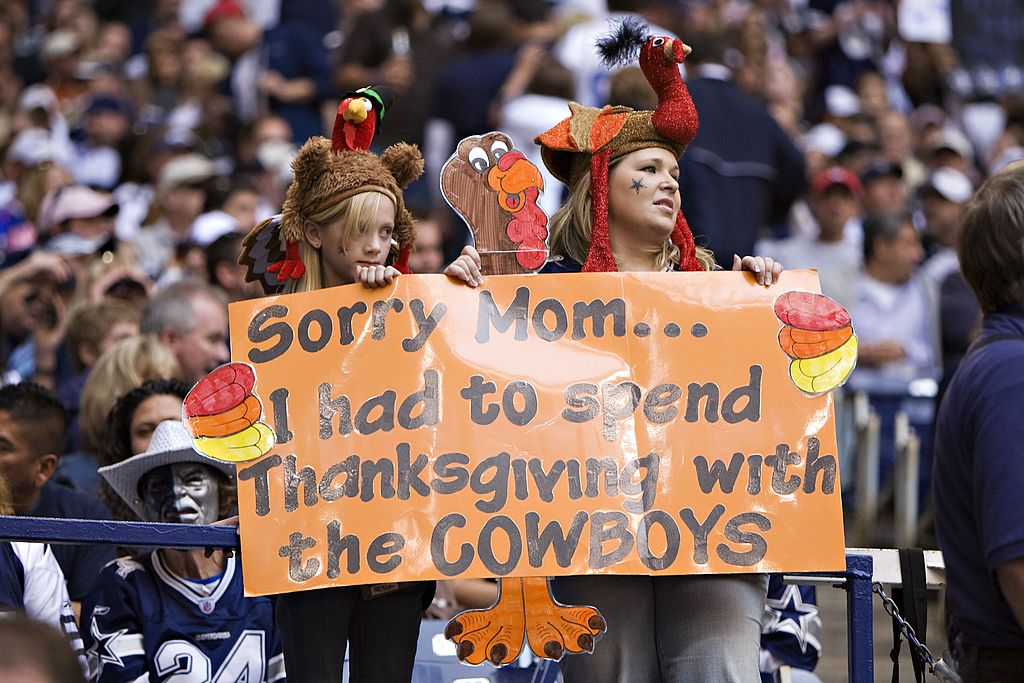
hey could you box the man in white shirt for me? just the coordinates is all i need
[850,212,939,391]
[756,166,864,309]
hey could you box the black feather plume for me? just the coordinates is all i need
[597,17,650,68]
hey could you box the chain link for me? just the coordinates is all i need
[873,582,936,666]
[873,582,962,682]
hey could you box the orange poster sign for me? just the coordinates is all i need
[227,271,846,596]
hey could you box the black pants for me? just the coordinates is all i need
[275,583,430,682]
[955,643,1024,683]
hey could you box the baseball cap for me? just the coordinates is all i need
[810,166,864,198]
[204,0,245,28]
[84,95,132,117]
[860,161,903,186]
[927,128,973,159]
[921,168,973,204]
[17,85,58,113]
[5,128,57,167]
[40,30,80,61]
[824,85,861,118]
[158,154,215,190]
[803,123,847,158]
[50,185,119,226]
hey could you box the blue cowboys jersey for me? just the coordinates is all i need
[82,551,285,682]
[760,574,822,681]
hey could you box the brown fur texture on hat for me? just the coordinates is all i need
[279,136,423,254]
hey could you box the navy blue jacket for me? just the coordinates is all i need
[680,76,805,266]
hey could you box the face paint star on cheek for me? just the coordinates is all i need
[631,178,647,195]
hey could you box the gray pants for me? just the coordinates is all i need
[555,573,768,683]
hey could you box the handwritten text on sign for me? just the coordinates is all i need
[228,271,845,596]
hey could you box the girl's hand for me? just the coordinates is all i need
[356,264,400,289]
[444,245,484,287]
[732,254,782,286]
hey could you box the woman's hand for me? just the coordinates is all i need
[732,254,783,286]
[356,264,400,289]
[444,245,484,287]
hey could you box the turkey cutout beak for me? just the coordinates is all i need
[487,151,544,214]
[343,98,368,124]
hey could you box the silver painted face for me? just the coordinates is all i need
[140,463,221,526]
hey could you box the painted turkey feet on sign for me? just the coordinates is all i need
[444,577,606,665]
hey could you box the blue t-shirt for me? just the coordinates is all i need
[934,304,1024,647]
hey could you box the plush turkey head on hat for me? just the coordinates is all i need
[536,18,702,272]
[332,85,393,154]
[240,86,422,293]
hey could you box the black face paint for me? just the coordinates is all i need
[631,178,646,194]
[140,463,222,525]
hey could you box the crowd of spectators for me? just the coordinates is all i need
[0,0,1020,679]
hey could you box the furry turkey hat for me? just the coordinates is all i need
[279,136,423,253]
[535,18,702,273]
[241,136,424,292]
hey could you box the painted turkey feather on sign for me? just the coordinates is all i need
[440,132,549,274]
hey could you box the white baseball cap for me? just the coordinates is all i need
[158,154,215,191]
[923,168,973,204]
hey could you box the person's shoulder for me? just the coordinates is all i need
[951,315,1024,395]
[93,555,151,594]
[9,541,52,567]
[38,480,111,519]
[539,256,581,274]
[972,328,1024,369]
[757,233,812,262]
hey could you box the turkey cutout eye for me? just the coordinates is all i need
[468,147,490,173]
[490,140,510,159]
[652,37,666,46]
[361,98,373,111]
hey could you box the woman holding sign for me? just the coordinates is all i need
[239,129,433,679]
[446,21,783,683]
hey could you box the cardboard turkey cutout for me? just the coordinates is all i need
[440,132,549,274]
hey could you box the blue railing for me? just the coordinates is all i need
[0,516,874,683]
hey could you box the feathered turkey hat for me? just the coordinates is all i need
[535,19,702,272]
[241,85,423,294]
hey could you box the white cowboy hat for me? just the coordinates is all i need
[99,420,235,521]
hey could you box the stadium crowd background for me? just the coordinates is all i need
[0,0,1020,679]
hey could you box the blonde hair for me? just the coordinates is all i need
[548,160,715,272]
[79,335,181,453]
[284,190,396,294]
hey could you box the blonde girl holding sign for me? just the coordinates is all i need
[240,133,432,680]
